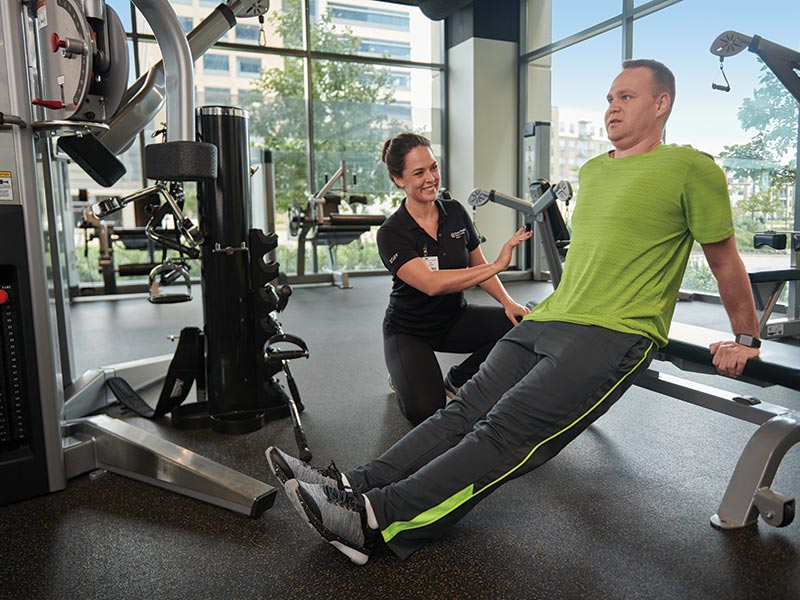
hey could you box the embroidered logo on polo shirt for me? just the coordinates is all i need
[450,228,467,239]
[389,253,398,264]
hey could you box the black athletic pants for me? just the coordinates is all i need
[349,321,655,559]
[383,305,513,424]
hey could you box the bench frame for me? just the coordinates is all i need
[638,323,800,529]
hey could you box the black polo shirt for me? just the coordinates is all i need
[377,198,481,336]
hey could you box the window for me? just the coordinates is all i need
[551,1,621,42]
[235,24,260,42]
[238,57,262,77]
[328,3,410,30]
[384,100,412,122]
[237,89,263,109]
[359,39,410,60]
[390,70,411,90]
[204,87,232,105]
[178,16,193,34]
[203,54,230,73]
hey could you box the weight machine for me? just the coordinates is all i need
[710,31,800,339]
[0,0,313,517]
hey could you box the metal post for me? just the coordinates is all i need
[130,0,194,143]
[0,0,66,502]
[196,106,260,428]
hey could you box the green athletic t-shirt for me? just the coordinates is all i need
[526,144,734,347]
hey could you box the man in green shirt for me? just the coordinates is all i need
[267,59,761,565]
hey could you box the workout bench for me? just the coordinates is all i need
[638,323,800,530]
[289,161,386,288]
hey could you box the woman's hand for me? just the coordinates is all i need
[493,227,533,272]
[503,300,530,325]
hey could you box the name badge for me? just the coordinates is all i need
[423,256,439,271]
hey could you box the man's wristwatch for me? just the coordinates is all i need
[735,333,761,348]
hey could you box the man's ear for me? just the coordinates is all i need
[656,93,671,116]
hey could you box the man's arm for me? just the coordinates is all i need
[701,235,760,377]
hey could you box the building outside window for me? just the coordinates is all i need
[328,2,410,30]
[203,53,230,74]
[237,56,262,77]
[359,38,411,60]
[235,24,260,43]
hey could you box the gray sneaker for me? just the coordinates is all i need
[284,479,379,565]
[265,446,346,490]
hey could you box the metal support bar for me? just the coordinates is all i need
[637,369,790,425]
[639,368,800,530]
[63,354,174,420]
[130,0,194,143]
[710,413,800,529]
[63,415,276,517]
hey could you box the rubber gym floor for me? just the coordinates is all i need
[1,276,799,600]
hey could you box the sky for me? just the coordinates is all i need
[549,0,800,155]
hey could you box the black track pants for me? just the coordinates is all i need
[347,320,655,559]
[384,305,513,424]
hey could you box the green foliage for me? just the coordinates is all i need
[736,185,785,217]
[276,240,384,274]
[718,62,797,235]
[682,255,718,294]
[246,0,408,212]
[720,62,798,170]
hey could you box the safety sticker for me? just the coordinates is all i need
[36,1,47,29]
[0,172,13,202]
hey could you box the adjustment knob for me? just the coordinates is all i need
[0,289,9,304]
[49,32,67,53]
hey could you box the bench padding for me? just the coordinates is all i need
[661,322,800,391]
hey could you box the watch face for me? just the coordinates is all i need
[736,334,760,348]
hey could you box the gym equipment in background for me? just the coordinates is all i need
[288,160,386,288]
[750,231,800,340]
[0,0,283,517]
[468,179,572,289]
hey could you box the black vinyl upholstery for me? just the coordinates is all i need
[662,322,800,391]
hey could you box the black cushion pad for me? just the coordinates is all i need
[660,322,800,391]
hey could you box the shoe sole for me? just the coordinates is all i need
[265,447,290,489]
[284,480,370,566]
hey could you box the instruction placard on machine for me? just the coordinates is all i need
[0,172,12,202]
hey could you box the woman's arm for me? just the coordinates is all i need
[471,246,530,323]
[395,227,531,297]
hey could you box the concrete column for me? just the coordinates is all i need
[446,0,520,263]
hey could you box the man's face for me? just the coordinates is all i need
[605,67,666,152]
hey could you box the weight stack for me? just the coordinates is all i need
[249,229,290,420]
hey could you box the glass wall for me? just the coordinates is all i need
[524,0,799,302]
[69,0,444,290]
[633,0,800,295]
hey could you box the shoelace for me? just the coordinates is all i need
[323,485,362,512]
[320,460,342,481]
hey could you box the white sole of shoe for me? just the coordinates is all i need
[284,479,369,566]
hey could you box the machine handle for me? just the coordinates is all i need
[264,333,309,362]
